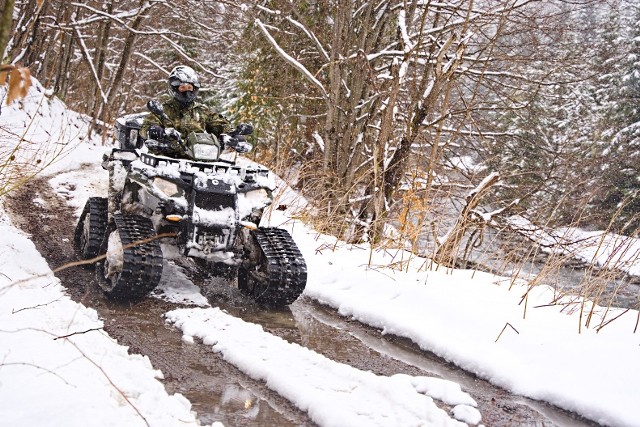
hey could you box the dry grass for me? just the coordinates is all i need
[0,92,75,198]
[241,127,640,332]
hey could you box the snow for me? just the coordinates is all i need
[165,307,476,427]
[0,215,203,427]
[509,215,640,277]
[298,248,639,426]
[193,205,235,227]
[1,78,640,427]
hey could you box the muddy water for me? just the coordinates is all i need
[6,178,311,426]
[287,301,598,427]
[99,297,311,427]
[6,177,599,427]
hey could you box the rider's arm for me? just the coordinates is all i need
[204,109,234,136]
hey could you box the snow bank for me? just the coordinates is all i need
[0,218,201,427]
[166,307,480,427]
[285,215,640,427]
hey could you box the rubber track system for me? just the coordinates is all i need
[242,227,307,306]
[74,197,108,260]
[97,214,163,301]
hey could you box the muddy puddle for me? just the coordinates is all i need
[288,301,598,427]
[99,297,311,427]
[5,177,599,427]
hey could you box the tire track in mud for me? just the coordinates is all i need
[5,176,312,427]
[6,176,599,427]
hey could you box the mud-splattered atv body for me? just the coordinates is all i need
[74,112,307,306]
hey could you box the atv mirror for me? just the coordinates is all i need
[232,123,254,136]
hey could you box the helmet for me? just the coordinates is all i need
[168,65,200,105]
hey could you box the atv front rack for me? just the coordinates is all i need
[140,153,269,183]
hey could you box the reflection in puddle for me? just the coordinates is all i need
[226,306,298,329]
[220,385,257,414]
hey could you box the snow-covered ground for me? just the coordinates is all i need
[509,215,640,277]
[1,80,639,427]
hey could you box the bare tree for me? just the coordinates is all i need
[5,0,248,135]
[0,0,17,59]
[247,0,553,245]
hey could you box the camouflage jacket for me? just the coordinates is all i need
[140,97,233,156]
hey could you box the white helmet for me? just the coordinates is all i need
[168,65,200,104]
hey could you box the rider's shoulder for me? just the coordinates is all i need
[191,101,212,111]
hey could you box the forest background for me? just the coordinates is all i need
[2,0,640,273]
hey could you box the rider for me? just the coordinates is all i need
[140,65,249,158]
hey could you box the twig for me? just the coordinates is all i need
[595,309,630,333]
[0,362,74,386]
[54,327,103,340]
[6,232,177,289]
[495,322,519,343]
[65,341,151,427]
[12,296,64,313]
[0,327,149,426]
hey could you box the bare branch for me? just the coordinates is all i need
[255,18,327,98]
[54,327,103,340]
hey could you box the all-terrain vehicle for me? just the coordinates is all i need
[74,103,307,307]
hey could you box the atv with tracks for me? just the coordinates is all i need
[74,106,307,307]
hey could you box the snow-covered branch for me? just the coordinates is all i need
[436,172,501,266]
[255,19,327,98]
[68,1,167,35]
[71,26,108,105]
[285,16,330,62]
[157,34,226,80]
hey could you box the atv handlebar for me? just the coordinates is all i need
[145,99,253,154]
[145,138,175,156]
[230,123,253,137]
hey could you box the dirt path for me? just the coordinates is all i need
[5,176,599,427]
[6,177,312,426]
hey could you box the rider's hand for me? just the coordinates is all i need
[222,134,251,153]
[145,139,172,154]
[234,140,252,153]
[164,127,182,142]
[148,125,165,140]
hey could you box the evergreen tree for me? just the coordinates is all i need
[595,2,640,233]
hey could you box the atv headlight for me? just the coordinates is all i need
[193,144,219,161]
[153,177,182,198]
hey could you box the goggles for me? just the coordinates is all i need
[177,82,194,92]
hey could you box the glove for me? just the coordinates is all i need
[145,139,172,154]
[222,134,252,153]
[234,140,252,153]
[164,127,182,142]
[147,125,164,140]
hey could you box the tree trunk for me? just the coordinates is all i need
[88,1,114,137]
[0,0,16,60]
[97,4,149,138]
